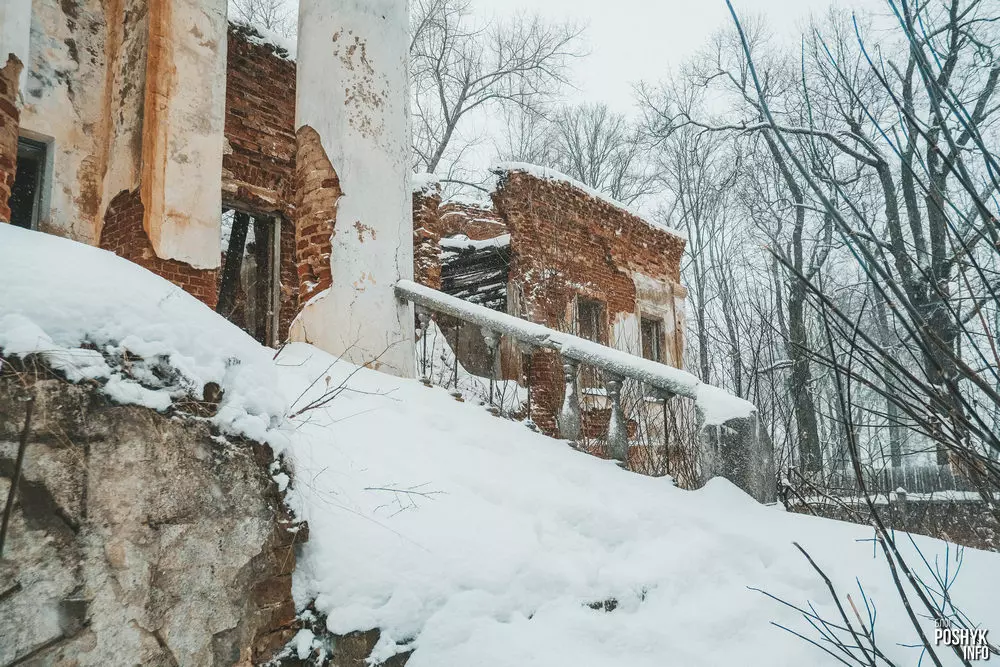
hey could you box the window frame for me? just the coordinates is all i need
[640,315,665,364]
[575,296,607,345]
[10,136,49,230]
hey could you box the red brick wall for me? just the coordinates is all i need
[100,189,219,308]
[413,189,444,289]
[438,201,508,240]
[223,24,297,218]
[0,55,23,224]
[294,126,340,305]
[224,25,298,340]
[493,169,687,436]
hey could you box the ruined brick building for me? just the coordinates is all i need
[2,0,687,440]
[413,170,688,438]
[2,3,300,346]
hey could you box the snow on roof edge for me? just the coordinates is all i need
[411,172,441,195]
[230,20,297,61]
[491,162,687,241]
[440,234,511,252]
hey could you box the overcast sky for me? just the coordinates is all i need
[474,0,885,112]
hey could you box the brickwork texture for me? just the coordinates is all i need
[100,189,219,308]
[0,55,23,223]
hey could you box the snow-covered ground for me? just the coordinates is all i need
[1,224,997,666]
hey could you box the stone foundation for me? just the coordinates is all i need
[0,359,304,665]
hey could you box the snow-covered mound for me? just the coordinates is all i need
[1,225,997,666]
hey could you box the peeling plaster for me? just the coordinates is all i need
[292,0,414,378]
[19,0,108,243]
[0,0,31,95]
[141,0,226,269]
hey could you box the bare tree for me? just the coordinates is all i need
[497,103,656,205]
[229,0,295,37]
[409,0,584,175]
[641,23,832,474]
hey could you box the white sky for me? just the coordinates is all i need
[279,0,888,181]
[276,0,887,113]
[475,0,885,113]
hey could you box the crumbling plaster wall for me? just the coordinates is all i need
[141,0,227,269]
[20,0,226,265]
[0,56,22,224]
[0,1,31,224]
[18,0,112,242]
[0,367,303,665]
[0,0,31,94]
[291,0,415,377]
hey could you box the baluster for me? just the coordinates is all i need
[450,322,463,400]
[416,306,431,386]
[661,391,669,476]
[605,373,629,463]
[557,357,581,445]
[482,327,499,408]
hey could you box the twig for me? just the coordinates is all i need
[1,396,35,558]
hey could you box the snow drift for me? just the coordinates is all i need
[1,224,997,666]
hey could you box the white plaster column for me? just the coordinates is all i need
[0,0,31,93]
[141,0,228,269]
[291,0,415,377]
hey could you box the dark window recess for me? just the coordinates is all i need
[576,298,606,344]
[576,297,606,388]
[217,208,281,346]
[10,138,47,230]
[641,316,664,363]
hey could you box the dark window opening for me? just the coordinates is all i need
[10,138,47,230]
[217,208,282,346]
[576,297,606,345]
[641,316,664,363]
[576,297,606,389]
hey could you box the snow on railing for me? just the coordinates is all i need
[395,279,775,502]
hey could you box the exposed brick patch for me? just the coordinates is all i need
[99,189,219,308]
[413,189,444,289]
[0,54,23,224]
[294,125,341,305]
[223,24,297,218]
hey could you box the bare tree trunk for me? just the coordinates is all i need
[764,133,823,474]
[873,285,905,467]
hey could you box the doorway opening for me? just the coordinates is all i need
[217,208,282,346]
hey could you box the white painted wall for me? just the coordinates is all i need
[20,0,110,243]
[142,0,227,269]
[291,0,415,377]
[0,0,31,95]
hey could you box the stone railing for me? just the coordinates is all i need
[395,279,776,503]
